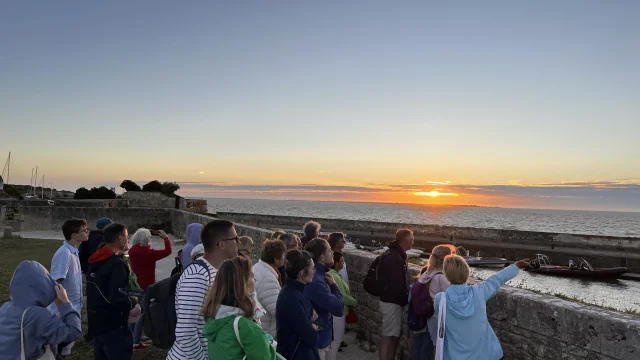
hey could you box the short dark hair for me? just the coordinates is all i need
[261,240,286,264]
[396,229,413,242]
[305,238,329,263]
[279,233,299,248]
[303,221,320,238]
[201,220,235,251]
[62,219,87,240]
[331,251,344,269]
[103,223,127,244]
[327,232,345,249]
[284,250,313,279]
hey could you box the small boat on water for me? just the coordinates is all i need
[458,250,509,268]
[526,254,627,280]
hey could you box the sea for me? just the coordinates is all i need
[205,198,640,311]
[206,198,640,237]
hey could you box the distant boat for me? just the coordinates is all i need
[526,254,627,280]
[459,250,509,267]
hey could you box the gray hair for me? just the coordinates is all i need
[130,228,152,247]
[279,233,300,248]
[303,221,321,238]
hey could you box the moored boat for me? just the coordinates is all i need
[526,254,627,280]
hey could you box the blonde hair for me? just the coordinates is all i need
[420,244,456,275]
[202,257,255,319]
[130,228,152,247]
[272,229,286,240]
[238,236,254,252]
[443,254,470,285]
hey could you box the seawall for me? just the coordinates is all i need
[344,248,640,360]
[217,212,640,272]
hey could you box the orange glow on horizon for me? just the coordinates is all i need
[413,191,459,197]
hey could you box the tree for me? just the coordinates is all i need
[142,180,163,192]
[161,182,180,196]
[120,180,141,192]
[74,186,116,199]
[74,187,90,199]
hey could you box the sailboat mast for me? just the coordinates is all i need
[5,152,9,185]
[41,175,45,199]
[34,167,38,196]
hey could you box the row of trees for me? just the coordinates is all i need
[120,180,180,196]
[74,180,180,199]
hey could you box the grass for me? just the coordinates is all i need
[0,237,168,359]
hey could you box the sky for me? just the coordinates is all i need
[1,1,639,211]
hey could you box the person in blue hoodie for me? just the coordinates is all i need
[304,238,344,360]
[182,223,203,269]
[433,255,530,360]
[0,261,82,360]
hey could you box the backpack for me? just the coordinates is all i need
[407,272,440,331]
[143,260,210,349]
[363,251,388,297]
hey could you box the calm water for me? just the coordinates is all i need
[206,198,640,237]
[206,198,640,311]
[470,267,640,312]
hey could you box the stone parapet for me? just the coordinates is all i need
[343,248,640,360]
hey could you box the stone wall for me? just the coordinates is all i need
[184,199,208,213]
[217,212,640,272]
[18,206,173,234]
[344,248,640,360]
[122,191,176,208]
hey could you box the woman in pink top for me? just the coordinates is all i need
[412,244,456,360]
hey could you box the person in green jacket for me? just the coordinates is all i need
[202,256,278,360]
[328,251,357,360]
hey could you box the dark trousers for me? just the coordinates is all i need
[94,326,133,360]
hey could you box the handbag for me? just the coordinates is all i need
[435,295,447,360]
[345,308,358,324]
[233,316,286,360]
[21,308,55,360]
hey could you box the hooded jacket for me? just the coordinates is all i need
[0,261,81,360]
[202,305,277,360]
[253,260,281,337]
[434,264,519,360]
[417,270,450,337]
[79,230,104,274]
[182,223,203,269]
[86,246,135,336]
[276,279,319,360]
[304,264,344,349]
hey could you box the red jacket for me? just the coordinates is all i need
[128,236,172,290]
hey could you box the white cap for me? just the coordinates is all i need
[191,244,205,259]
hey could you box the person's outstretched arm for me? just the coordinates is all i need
[477,259,529,301]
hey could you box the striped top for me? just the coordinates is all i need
[166,258,216,360]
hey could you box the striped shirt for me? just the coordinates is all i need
[166,258,216,360]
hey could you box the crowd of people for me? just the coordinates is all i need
[0,217,530,360]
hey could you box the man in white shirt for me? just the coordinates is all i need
[166,220,239,360]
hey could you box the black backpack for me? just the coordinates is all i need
[143,260,210,349]
[363,251,389,297]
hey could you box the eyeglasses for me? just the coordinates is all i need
[221,236,239,243]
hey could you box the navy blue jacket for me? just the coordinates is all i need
[276,279,320,360]
[304,264,344,349]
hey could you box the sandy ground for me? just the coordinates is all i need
[14,231,379,360]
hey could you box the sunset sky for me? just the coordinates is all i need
[1,1,639,211]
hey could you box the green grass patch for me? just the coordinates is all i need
[0,238,168,359]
